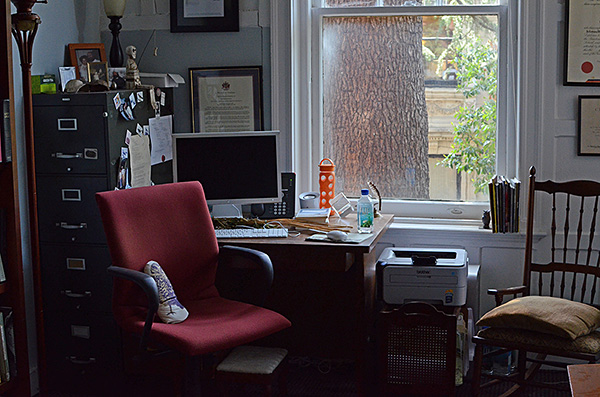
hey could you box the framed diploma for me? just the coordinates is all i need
[190,66,263,133]
[170,0,239,33]
[578,96,600,155]
[564,0,600,85]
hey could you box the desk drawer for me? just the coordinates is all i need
[34,105,107,175]
[40,243,112,314]
[37,176,108,244]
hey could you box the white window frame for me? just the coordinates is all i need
[278,0,518,220]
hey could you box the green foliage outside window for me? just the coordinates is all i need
[437,15,498,193]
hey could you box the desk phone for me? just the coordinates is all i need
[251,172,296,219]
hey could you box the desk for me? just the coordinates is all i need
[568,364,600,397]
[218,214,393,391]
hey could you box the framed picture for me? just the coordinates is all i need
[578,96,600,155]
[109,67,126,89]
[190,66,263,133]
[170,0,239,33]
[68,43,107,82]
[88,62,109,86]
[564,1,600,85]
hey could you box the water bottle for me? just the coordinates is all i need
[357,189,374,233]
[319,158,336,209]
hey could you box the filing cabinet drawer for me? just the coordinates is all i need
[45,313,122,393]
[37,175,108,244]
[40,243,112,314]
[44,312,120,363]
[33,105,107,175]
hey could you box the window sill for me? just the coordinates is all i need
[385,216,528,245]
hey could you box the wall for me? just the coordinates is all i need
[10,2,88,394]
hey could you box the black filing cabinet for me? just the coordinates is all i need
[33,90,167,393]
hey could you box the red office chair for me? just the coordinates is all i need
[96,181,291,394]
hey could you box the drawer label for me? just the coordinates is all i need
[66,258,86,270]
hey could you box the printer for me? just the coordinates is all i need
[376,247,468,306]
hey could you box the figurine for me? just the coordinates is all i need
[125,45,142,89]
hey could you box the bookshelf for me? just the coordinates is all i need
[0,0,31,395]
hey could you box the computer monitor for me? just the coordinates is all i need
[172,131,282,207]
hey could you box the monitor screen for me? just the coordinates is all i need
[172,131,282,205]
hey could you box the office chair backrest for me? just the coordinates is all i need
[525,166,600,304]
[96,182,220,319]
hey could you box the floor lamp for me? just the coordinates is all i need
[10,0,47,392]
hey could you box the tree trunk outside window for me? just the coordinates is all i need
[322,7,430,199]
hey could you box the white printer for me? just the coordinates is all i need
[376,247,468,306]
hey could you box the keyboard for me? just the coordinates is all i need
[215,228,289,239]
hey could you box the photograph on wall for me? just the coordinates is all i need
[190,66,263,133]
[170,0,239,32]
[564,0,600,85]
[67,43,107,83]
[578,96,600,155]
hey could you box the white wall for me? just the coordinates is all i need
[11,2,85,394]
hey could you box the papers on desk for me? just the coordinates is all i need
[295,208,330,225]
[306,233,373,244]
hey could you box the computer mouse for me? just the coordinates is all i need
[327,230,348,242]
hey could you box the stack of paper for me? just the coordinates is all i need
[295,208,330,225]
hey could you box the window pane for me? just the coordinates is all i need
[321,14,498,201]
[324,0,499,7]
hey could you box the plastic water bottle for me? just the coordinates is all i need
[357,189,374,233]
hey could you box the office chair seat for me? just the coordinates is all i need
[117,296,291,356]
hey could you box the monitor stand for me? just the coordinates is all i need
[210,204,243,218]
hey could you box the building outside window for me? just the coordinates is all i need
[291,0,516,219]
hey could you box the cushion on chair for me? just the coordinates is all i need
[144,261,189,324]
[476,296,600,340]
[118,296,292,356]
[477,327,600,354]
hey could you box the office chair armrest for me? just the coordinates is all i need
[107,266,159,351]
[216,245,274,307]
[487,285,527,307]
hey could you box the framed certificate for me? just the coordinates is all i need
[190,66,263,133]
[170,0,239,33]
[564,0,600,85]
[578,96,600,155]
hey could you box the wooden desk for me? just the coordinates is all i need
[218,214,393,390]
[568,364,600,397]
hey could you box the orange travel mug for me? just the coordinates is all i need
[319,158,335,209]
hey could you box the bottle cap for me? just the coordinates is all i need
[361,189,369,195]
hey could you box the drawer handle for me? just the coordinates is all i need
[57,118,77,130]
[66,356,96,365]
[53,152,83,159]
[57,222,87,230]
[61,290,92,299]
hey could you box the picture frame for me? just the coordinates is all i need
[67,43,107,82]
[88,62,109,86]
[190,66,263,133]
[564,0,600,85]
[170,0,239,33]
[578,96,600,156]
[108,67,126,89]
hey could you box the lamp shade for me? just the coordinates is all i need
[103,0,126,17]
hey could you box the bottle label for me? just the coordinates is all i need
[357,206,373,228]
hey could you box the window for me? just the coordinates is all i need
[290,0,517,219]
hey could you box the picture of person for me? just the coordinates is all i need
[78,55,89,82]
[88,62,109,86]
[75,48,103,81]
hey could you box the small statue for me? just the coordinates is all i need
[125,45,142,89]
[482,209,491,229]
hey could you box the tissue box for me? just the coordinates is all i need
[140,73,185,88]
[32,74,57,94]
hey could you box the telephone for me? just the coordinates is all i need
[250,172,296,219]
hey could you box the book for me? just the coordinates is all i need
[295,208,330,225]
[0,209,5,283]
[0,312,9,383]
[1,99,10,162]
[0,308,15,381]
